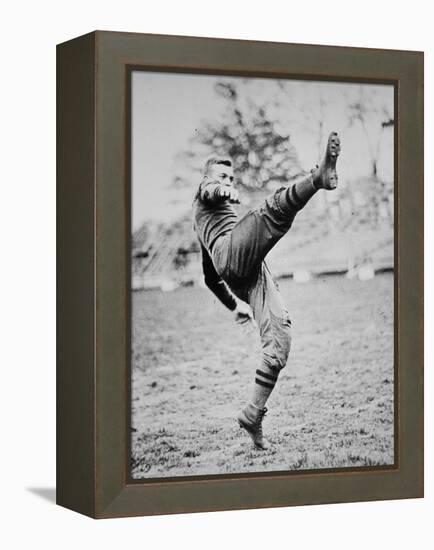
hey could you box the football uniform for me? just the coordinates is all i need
[193,180,308,386]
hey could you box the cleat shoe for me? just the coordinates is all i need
[237,404,268,450]
[313,131,341,190]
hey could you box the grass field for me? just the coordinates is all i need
[131,273,394,479]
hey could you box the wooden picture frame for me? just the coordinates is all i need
[57,30,423,518]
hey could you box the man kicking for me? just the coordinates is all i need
[193,132,341,449]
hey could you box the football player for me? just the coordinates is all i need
[193,132,341,449]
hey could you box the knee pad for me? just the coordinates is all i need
[268,312,292,371]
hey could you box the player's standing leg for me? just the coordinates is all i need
[237,266,291,449]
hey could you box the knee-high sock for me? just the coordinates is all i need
[286,173,318,210]
[251,364,280,409]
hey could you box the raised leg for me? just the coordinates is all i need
[217,132,341,285]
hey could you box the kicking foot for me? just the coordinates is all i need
[313,131,341,190]
[237,404,268,450]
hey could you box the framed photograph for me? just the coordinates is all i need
[57,31,423,518]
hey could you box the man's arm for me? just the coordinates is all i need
[201,244,237,311]
[198,178,240,205]
[201,245,255,329]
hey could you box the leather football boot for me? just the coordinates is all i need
[312,131,341,190]
[237,404,268,450]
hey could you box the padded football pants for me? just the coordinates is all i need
[211,187,300,371]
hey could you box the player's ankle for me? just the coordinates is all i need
[311,166,322,190]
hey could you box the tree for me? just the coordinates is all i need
[173,80,303,194]
[346,86,394,179]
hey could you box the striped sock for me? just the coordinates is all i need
[252,366,279,409]
[286,173,317,210]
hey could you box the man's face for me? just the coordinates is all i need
[207,163,235,187]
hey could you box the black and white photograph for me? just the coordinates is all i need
[130,70,395,479]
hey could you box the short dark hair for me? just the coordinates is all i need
[204,156,233,175]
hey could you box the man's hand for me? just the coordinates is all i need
[234,301,256,334]
[216,186,240,204]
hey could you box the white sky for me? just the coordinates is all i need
[132,72,223,229]
[131,71,393,230]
